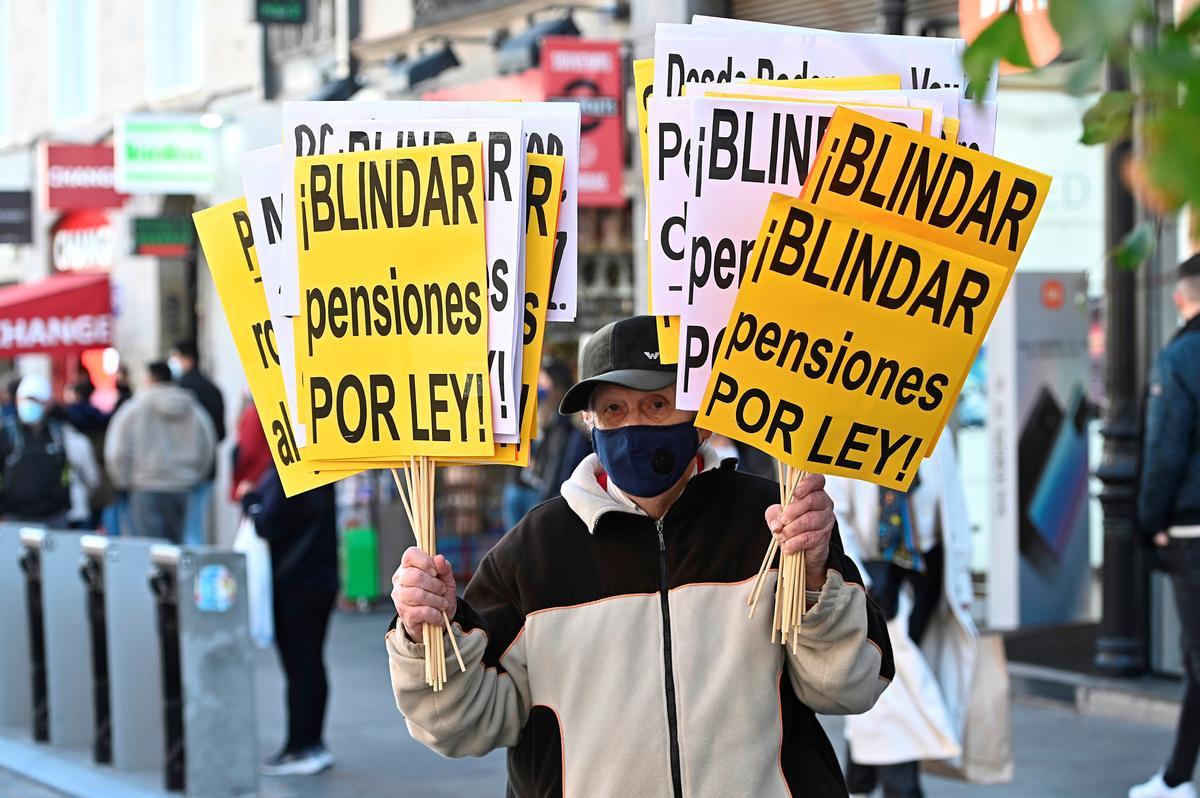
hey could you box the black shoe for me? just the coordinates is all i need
[261,744,335,776]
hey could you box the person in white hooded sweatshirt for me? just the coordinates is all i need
[826,429,978,798]
[105,361,215,543]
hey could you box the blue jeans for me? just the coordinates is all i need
[129,491,189,543]
[502,481,540,530]
[184,481,213,546]
[101,495,130,536]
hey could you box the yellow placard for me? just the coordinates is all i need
[439,152,566,468]
[193,199,350,496]
[698,195,1010,491]
[520,153,566,443]
[747,74,902,90]
[801,107,1052,272]
[943,116,961,145]
[294,142,493,461]
[634,58,655,211]
[656,315,680,365]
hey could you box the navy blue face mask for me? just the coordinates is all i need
[591,421,700,498]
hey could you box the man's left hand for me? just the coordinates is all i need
[765,473,835,589]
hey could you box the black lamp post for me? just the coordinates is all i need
[1094,54,1150,677]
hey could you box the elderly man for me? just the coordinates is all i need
[387,315,893,797]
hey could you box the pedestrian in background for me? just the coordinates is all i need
[105,361,215,544]
[60,377,116,528]
[241,464,338,776]
[231,396,272,503]
[827,429,977,798]
[170,340,226,545]
[113,365,134,411]
[60,377,107,434]
[0,375,17,421]
[0,374,99,528]
[1132,253,1200,798]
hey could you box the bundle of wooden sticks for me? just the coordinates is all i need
[391,457,466,691]
[747,462,807,652]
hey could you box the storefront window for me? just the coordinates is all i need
[145,0,202,96]
[49,0,97,125]
[0,0,9,142]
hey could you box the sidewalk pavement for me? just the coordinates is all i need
[0,607,1182,798]
[262,609,1182,798]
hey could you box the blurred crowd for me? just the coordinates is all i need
[0,340,224,544]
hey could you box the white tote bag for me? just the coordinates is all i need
[233,515,274,648]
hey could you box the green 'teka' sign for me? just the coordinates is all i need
[256,0,307,24]
[115,114,218,195]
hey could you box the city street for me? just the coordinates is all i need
[2,608,1178,798]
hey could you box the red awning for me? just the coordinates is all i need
[0,273,113,357]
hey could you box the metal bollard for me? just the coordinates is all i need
[80,534,166,776]
[21,529,94,750]
[0,525,32,732]
[149,545,258,798]
[148,552,184,792]
[79,540,111,764]
[17,529,48,743]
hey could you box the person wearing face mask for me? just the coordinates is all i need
[386,315,893,798]
[0,374,100,527]
[168,340,226,545]
[1132,253,1200,798]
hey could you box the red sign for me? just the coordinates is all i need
[542,37,624,208]
[42,143,126,211]
[0,273,113,357]
[51,209,116,273]
[422,69,545,101]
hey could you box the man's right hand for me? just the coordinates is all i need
[1156,532,1170,547]
[392,546,457,642]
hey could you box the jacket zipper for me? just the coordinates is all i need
[656,518,684,798]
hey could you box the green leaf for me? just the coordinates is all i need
[1050,0,1142,58]
[1115,223,1155,271]
[962,12,1033,99]
[1080,90,1134,144]
[1066,51,1104,96]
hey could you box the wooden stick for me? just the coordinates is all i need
[747,538,777,616]
[390,468,416,531]
[770,565,781,644]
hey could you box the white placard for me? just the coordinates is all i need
[323,118,527,440]
[240,145,307,445]
[957,100,999,154]
[675,97,926,411]
[647,97,694,315]
[654,21,987,101]
[280,101,580,322]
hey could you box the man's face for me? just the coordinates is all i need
[587,383,697,431]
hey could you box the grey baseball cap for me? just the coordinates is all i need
[559,315,677,414]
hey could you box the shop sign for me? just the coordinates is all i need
[542,37,625,207]
[0,192,33,244]
[115,114,218,195]
[255,0,307,24]
[133,216,197,258]
[52,209,116,273]
[42,143,125,211]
